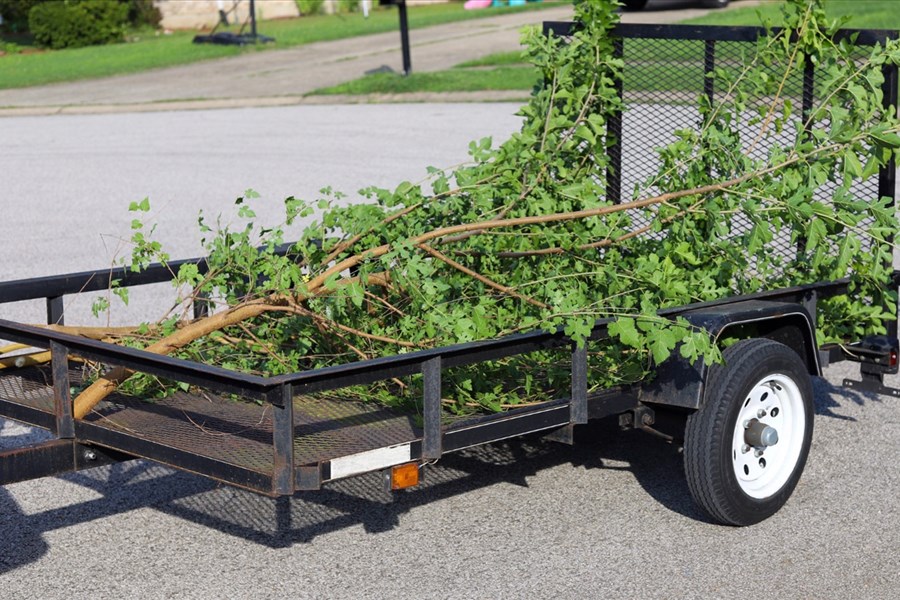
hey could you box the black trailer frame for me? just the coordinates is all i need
[1,23,898,503]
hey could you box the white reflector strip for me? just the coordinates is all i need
[329,443,412,480]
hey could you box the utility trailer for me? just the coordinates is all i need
[1,23,899,527]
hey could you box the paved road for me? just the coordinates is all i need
[0,0,762,115]
[1,103,898,598]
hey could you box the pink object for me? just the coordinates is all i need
[464,0,493,9]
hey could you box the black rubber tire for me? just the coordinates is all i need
[622,0,648,11]
[684,339,814,526]
[699,0,730,8]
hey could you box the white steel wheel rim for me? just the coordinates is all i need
[730,373,806,499]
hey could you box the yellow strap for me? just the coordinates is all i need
[0,350,52,370]
[0,343,31,355]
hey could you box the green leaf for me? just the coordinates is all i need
[649,332,675,365]
[113,287,129,306]
[347,282,365,308]
[91,296,109,318]
[871,130,900,148]
[609,317,641,348]
[842,152,863,183]
[806,218,826,250]
[862,156,881,179]
[129,197,151,212]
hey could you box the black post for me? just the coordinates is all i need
[421,357,442,459]
[47,295,64,325]
[704,40,716,105]
[271,384,295,495]
[50,341,75,439]
[570,344,588,425]
[879,61,898,226]
[607,38,624,203]
[398,0,412,75]
[801,54,815,126]
[250,0,258,39]
[795,54,816,259]
[703,40,716,181]
[880,59,898,339]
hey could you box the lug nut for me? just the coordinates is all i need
[754,448,764,458]
[743,420,753,429]
[741,444,751,454]
[757,409,767,418]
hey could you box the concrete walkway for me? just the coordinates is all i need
[0,1,760,116]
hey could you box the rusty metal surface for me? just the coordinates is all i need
[0,438,131,485]
[0,365,420,484]
[0,438,73,485]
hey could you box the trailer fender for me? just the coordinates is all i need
[640,300,818,410]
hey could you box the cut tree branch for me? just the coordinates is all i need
[70,145,856,419]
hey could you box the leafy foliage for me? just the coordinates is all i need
[0,0,43,32]
[90,0,900,416]
[29,0,129,49]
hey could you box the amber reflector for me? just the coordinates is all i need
[390,462,420,490]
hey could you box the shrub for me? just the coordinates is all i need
[295,0,360,16]
[295,0,325,16]
[126,0,160,28]
[0,0,43,32]
[28,0,128,49]
[1,40,23,53]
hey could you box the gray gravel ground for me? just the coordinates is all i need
[1,103,899,598]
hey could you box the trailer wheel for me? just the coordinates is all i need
[700,0,730,8]
[684,338,813,526]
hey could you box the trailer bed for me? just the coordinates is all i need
[0,363,422,492]
[0,355,610,495]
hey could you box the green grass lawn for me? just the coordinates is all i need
[315,47,535,96]
[315,64,538,95]
[455,50,526,68]
[0,1,564,90]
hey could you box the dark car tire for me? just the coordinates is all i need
[623,0,649,11]
[700,0,730,8]
[684,339,814,526]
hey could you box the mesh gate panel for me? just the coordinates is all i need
[538,22,898,273]
[539,20,897,321]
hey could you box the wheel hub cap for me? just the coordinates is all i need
[744,419,779,448]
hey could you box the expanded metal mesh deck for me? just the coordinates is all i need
[0,365,419,485]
